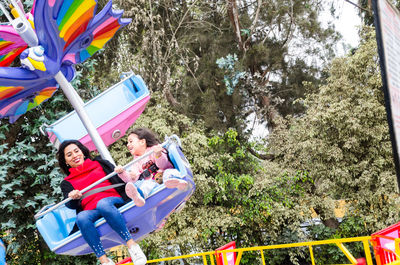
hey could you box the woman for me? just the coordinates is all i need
[57,140,146,265]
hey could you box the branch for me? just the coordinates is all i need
[163,85,181,108]
[280,0,295,48]
[246,146,275,160]
[227,0,244,50]
[243,0,263,49]
[163,0,200,61]
[344,0,372,14]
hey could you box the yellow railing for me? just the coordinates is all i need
[117,236,374,265]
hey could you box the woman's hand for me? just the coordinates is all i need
[153,144,164,158]
[68,190,82,200]
[114,165,125,174]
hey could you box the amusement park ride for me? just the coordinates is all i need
[1,0,400,264]
[0,0,195,262]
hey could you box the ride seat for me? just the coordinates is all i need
[35,141,194,255]
[41,73,150,151]
[36,205,76,244]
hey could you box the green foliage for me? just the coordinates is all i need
[206,129,258,204]
[216,54,245,95]
[308,216,366,265]
[100,0,340,134]
[270,26,400,236]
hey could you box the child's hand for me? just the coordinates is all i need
[114,165,125,174]
[153,144,164,158]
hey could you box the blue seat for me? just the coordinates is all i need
[36,205,77,244]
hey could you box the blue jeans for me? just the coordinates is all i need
[76,197,132,257]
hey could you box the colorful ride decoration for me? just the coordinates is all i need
[216,241,236,265]
[35,140,195,256]
[0,0,130,122]
[0,86,57,119]
[371,221,400,265]
[0,24,27,66]
[41,73,150,151]
[115,257,132,264]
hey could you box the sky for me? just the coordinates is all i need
[331,0,362,54]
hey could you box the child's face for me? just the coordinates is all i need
[127,134,146,156]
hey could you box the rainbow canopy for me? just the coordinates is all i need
[0,0,131,123]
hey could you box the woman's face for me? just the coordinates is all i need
[64,144,85,168]
[127,134,146,156]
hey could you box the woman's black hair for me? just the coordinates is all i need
[57,140,91,175]
[130,128,160,147]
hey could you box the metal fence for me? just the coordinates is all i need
[111,236,374,265]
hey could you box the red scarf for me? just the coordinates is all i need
[65,159,121,210]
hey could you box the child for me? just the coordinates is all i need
[115,128,188,206]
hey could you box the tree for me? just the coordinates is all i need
[95,0,340,137]
[269,26,400,235]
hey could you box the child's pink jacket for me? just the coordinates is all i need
[118,146,173,183]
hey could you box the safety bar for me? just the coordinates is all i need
[165,134,181,147]
[39,123,50,136]
[34,138,173,220]
[120,71,134,79]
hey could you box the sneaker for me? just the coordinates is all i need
[126,182,145,207]
[164,178,188,190]
[177,179,188,190]
[128,244,147,265]
[102,258,115,265]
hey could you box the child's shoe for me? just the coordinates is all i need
[128,244,147,265]
[163,169,188,190]
[164,178,188,190]
[126,182,145,207]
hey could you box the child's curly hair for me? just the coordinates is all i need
[129,127,160,147]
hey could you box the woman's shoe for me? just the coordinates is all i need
[128,244,147,265]
[126,182,145,207]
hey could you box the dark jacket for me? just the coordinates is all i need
[60,157,130,234]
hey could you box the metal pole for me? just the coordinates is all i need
[54,71,115,164]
